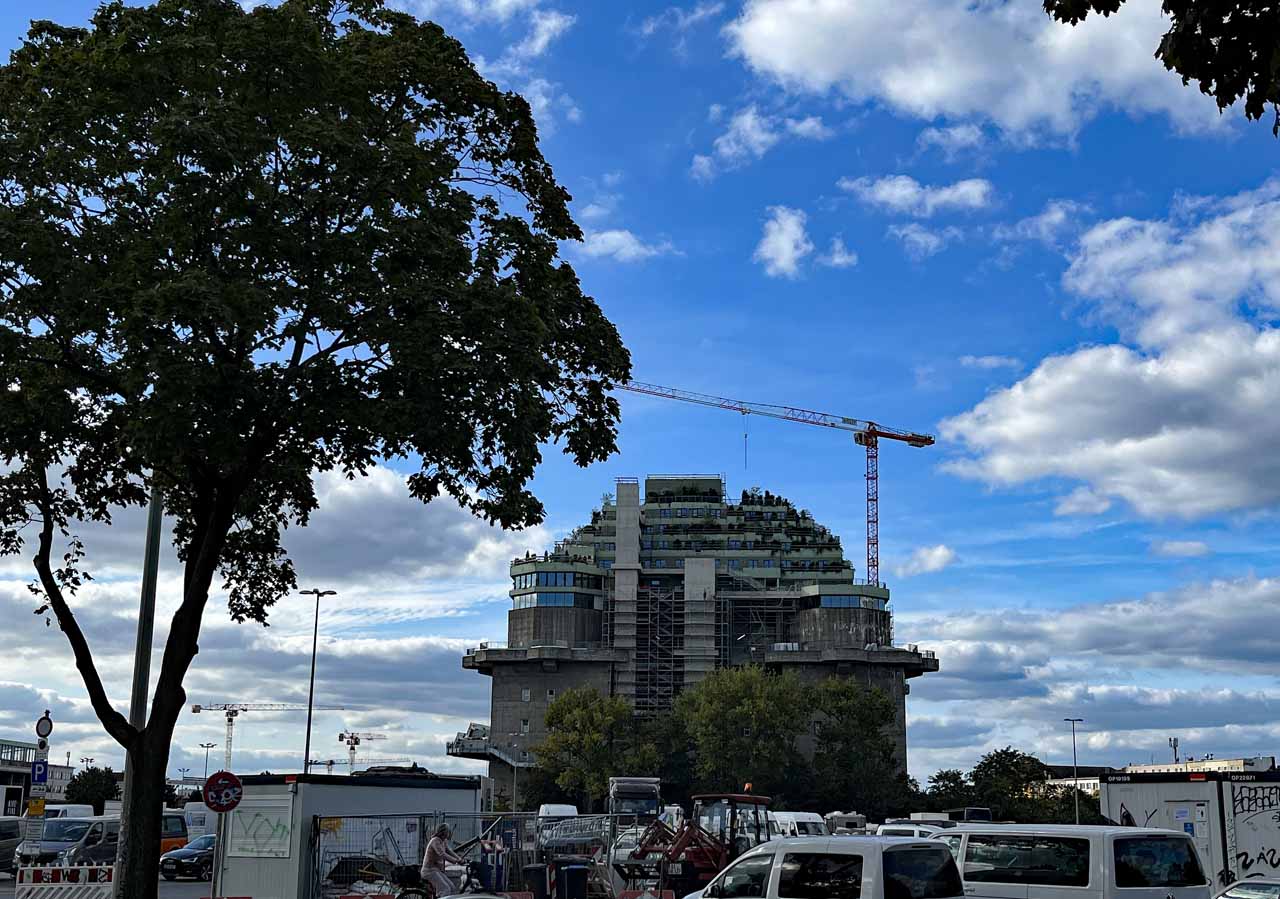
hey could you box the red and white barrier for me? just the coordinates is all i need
[15,866,113,899]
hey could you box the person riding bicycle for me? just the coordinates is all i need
[421,823,465,897]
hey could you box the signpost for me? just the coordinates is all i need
[23,713,53,848]
[204,770,243,899]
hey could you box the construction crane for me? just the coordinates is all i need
[191,702,345,771]
[310,757,410,775]
[617,380,934,586]
[339,731,388,773]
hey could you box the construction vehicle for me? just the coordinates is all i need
[621,793,772,898]
[608,777,662,818]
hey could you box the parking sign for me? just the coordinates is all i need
[31,760,47,784]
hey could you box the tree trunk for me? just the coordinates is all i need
[113,728,172,899]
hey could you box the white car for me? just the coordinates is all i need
[692,836,962,899]
[1216,880,1280,899]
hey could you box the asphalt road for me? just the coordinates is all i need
[0,873,211,897]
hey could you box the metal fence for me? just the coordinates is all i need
[308,812,659,899]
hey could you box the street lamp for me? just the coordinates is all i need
[298,588,337,776]
[79,757,94,767]
[177,767,190,781]
[199,743,217,779]
[1065,718,1084,825]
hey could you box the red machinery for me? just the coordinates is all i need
[622,794,772,897]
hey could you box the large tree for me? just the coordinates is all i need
[810,680,911,820]
[971,746,1054,821]
[532,687,659,811]
[1043,0,1280,133]
[0,1,629,896]
[65,766,121,816]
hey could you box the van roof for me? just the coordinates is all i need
[743,836,948,857]
[52,816,119,823]
[951,824,1188,837]
[773,811,826,820]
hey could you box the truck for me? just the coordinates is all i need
[608,777,662,819]
[1099,769,1280,887]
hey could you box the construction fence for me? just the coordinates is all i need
[308,812,657,899]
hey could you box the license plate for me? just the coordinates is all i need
[668,863,682,875]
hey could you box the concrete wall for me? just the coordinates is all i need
[508,607,603,648]
[611,481,642,707]
[680,557,717,689]
[791,607,893,649]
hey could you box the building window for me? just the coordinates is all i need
[601,560,613,570]
[660,509,672,518]
[678,508,688,517]
[547,689,556,701]
[729,559,741,569]
[658,540,670,549]
[728,540,740,550]
[521,751,530,760]
[521,719,530,734]
[676,559,685,568]
[521,689,531,702]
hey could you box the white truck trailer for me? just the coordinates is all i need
[1099,770,1280,888]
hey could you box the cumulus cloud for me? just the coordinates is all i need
[818,236,858,269]
[1151,539,1210,558]
[579,229,676,262]
[692,106,831,180]
[509,8,576,58]
[841,175,994,217]
[521,77,582,132]
[944,180,1280,520]
[917,124,986,160]
[895,544,957,577]
[996,199,1093,248]
[1054,486,1112,517]
[753,206,814,278]
[959,354,1021,370]
[888,223,961,260]
[724,0,1223,140]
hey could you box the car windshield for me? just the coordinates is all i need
[42,820,92,842]
[1114,837,1206,888]
[188,835,216,851]
[1223,885,1280,899]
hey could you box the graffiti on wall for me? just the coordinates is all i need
[1232,785,1280,880]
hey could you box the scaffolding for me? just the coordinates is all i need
[634,584,684,717]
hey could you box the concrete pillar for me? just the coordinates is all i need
[681,557,717,688]
[612,480,641,705]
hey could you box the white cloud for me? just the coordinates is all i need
[419,0,541,22]
[753,206,814,278]
[522,77,581,133]
[818,236,858,269]
[724,0,1223,140]
[997,199,1092,247]
[895,544,957,577]
[580,229,676,263]
[692,105,831,180]
[944,180,1280,520]
[639,2,724,41]
[509,8,576,58]
[1054,486,1112,517]
[959,354,1022,370]
[784,116,835,140]
[917,124,985,160]
[888,223,960,260]
[1151,539,1211,558]
[841,174,994,217]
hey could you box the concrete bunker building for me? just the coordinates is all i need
[448,475,938,802]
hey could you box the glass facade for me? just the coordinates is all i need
[513,571,604,590]
[798,595,888,610]
[512,592,602,610]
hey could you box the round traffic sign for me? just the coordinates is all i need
[203,771,243,814]
[35,712,52,739]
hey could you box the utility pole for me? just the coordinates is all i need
[1065,718,1084,825]
[199,743,217,780]
[298,589,336,775]
[1169,736,1180,765]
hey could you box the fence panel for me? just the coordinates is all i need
[15,867,113,899]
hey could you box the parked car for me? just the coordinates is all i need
[13,816,119,868]
[691,836,963,899]
[160,833,216,881]
[1216,880,1280,899]
[0,817,21,873]
[934,825,1210,899]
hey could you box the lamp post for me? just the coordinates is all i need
[199,743,217,779]
[298,589,337,775]
[1065,718,1084,824]
[177,767,189,781]
[80,757,94,768]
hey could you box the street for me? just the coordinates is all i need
[0,874,210,898]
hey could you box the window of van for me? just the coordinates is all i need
[0,820,19,839]
[1113,837,1205,888]
[42,820,92,842]
[883,847,964,899]
[882,828,918,837]
[963,834,1090,887]
[779,852,863,899]
[795,822,827,836]
[716,854,775,898]
[162,815,186,837]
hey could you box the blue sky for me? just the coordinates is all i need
[3,0,1280,786]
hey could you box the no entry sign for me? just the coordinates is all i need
[203,771,243,814]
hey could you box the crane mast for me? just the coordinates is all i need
[192,702,344,771]
[618,380,934,585]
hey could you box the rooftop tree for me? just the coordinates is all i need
[0,1,629,896]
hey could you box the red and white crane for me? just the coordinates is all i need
[617,380,934,586]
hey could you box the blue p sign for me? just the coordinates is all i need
[31,760,47,785]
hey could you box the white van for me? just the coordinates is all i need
[697,836,963,899]
[933,825,1210,899]
[23,804,94,820]
[879,822,952,839]
[772,812,831,838]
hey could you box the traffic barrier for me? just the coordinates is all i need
[15,866,113,899]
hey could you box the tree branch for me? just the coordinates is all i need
[32,472,136,748]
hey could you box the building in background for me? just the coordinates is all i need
[0,739,36,816]
[449,474,939,803]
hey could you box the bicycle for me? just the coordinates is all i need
[359,859,488,899]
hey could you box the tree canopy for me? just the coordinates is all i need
[1043,0,1280,133]
[66,766,120,816]
[0,0,627,894]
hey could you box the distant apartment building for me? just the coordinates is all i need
[449,474,939,804]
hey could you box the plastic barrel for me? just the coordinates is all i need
[556,863,589,899]
[524,863,549,899]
